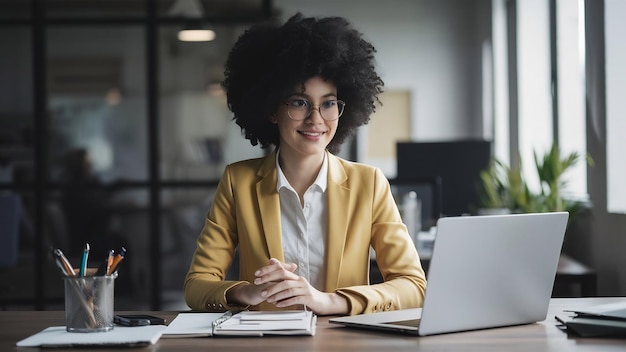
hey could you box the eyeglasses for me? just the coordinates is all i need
[282,98,346,121]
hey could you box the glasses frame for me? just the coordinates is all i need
[282,98,346,121]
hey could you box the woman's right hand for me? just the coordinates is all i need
[226,258,298,307]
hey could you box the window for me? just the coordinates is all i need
[517,0,553,192]
[556,0,587,200]
[513,0,588,199]
[605,0,626,214]
[491,0,510,165]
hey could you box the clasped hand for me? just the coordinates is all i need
[227,258,347,315]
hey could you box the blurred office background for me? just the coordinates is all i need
[0,0,624,311]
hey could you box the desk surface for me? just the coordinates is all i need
[2,297,625,351]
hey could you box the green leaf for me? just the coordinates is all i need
[477,142,593,226]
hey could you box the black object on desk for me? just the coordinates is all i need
[114,314,165,326]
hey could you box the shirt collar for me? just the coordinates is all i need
[276,149,328,192]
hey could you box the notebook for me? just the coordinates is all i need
[163,310,317,337]
[330,212,569,336]
[565,301,626,320]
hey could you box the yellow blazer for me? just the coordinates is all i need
[184,150,426,315]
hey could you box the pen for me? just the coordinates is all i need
[212,310,234,329]
[52,248,76,277]
[106,249,114,276]
[95,249,115,276]
[79,243,90,277]
[107,247,126,276]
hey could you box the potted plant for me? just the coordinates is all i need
[477,143,592,225]
[477,158,531,214]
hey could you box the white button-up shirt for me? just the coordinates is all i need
[276,151,328,290]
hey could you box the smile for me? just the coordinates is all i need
[299,131,326,137]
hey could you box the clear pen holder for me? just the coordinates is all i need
[63,271,115,333]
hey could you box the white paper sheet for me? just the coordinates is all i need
[16,325,166,347]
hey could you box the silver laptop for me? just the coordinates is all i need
[330,212,569,336]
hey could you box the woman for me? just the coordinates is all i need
[184,13,426,316]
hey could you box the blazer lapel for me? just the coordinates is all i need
[256,151,285,262]
[325,153,350,290]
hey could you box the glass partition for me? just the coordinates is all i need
[158,24,263,182]
[0,26,35,310]
[47,26,148,183]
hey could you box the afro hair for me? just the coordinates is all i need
[222,13,384,154]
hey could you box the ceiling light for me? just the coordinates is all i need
[169,0,216,42]
[178,28,216,42]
